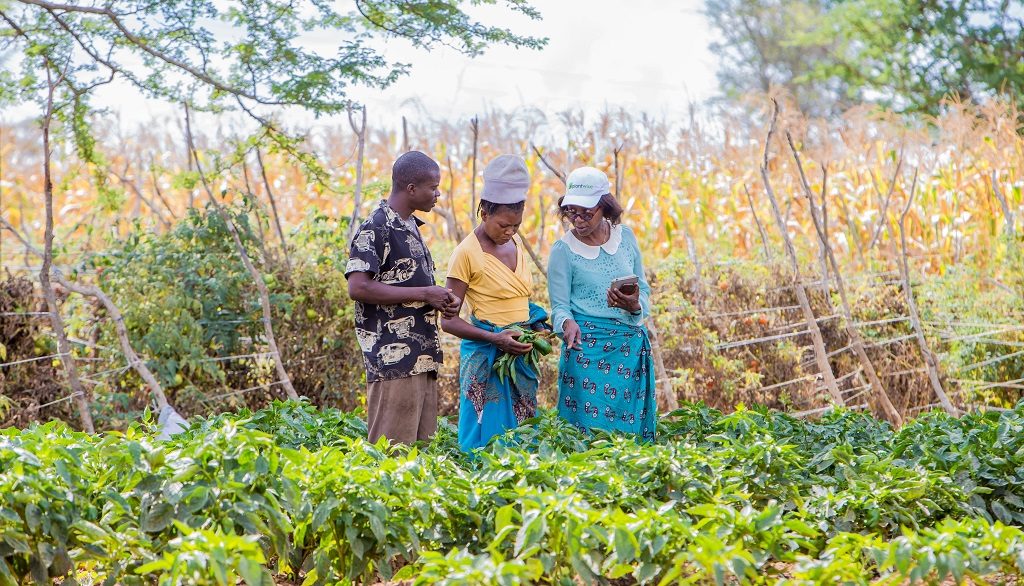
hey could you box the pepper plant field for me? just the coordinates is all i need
[4,400,1024,585]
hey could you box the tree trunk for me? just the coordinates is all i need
[40,66,94,432]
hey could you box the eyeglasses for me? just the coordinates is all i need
[564,206,600,222]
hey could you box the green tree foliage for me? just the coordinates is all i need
[0,0,546,196]
[0,0,545,115]
[705,0,1024,116]
[75,204,367,423]
[704,0,858,116]
[818,0,1024,115]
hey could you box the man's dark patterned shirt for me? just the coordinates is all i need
[344,201,443,382]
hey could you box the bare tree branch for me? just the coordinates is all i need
[760,99,844,407]
[20,0,291,107]
[184,102,299,402]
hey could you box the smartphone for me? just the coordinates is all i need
[610,275,639,296]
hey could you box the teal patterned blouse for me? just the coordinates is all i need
[547,222,651,334]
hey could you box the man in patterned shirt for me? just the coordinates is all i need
[345,151,459,444]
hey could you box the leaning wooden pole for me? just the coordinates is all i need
[184,104,299,401]
[786,133,902,425]
[57,274,170,411]
[894,171,958,416]
[469,116,480,228]
[991,171,1017,240]
[743,183,773,261]
[39,66,94,432]
[254,148,292,273]
[8,221,172,413]
[760,101,844,406]
[347,104,368,244]
[645,317,679,412]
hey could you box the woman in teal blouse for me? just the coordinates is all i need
[547,167,656,440]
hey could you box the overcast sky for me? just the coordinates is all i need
[346,0,718,120]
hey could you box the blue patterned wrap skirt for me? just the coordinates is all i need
[557,315,657,441]
[458,303,549,452]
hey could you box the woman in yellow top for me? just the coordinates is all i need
[441,155,549,451]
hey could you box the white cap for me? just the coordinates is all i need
[561,166,610,208]
[481,155,530,204]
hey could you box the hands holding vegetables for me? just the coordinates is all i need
[492,326,555,385]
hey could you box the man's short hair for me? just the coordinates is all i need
[392,151,439,191]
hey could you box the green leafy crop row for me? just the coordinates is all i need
[2,401,1024,584]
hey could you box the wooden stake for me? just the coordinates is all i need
[787,132,902,425]
[470,116,479,228]
[759,100,844,406]
[645,317,679,412]
[54,274,170,411]
[254,148,292,273]
[347,104,368,244]
[991,171,1016,239]
[894,171,958,415]
[742,183,772,260]
[531,143,567,184]
[866,148,904,252]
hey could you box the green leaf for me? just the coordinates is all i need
[993,500,1014,524]
[514,511,545,557]
[754,507,781,531]
[637,562,658,583]
[24,503,41,533]
[141,502,175,533]
[495,504,515,531]
[2,534,30,554]
[613,527,638,563]
[609,563,633,579]
[368,512,386,543]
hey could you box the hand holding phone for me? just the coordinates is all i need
[609,275,639,296]
[607,275,641,311]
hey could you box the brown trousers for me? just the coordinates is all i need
[366,372,438,444]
